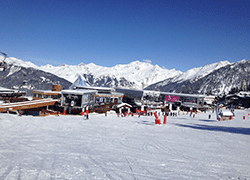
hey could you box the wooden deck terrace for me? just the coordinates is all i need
[0,99,58,112]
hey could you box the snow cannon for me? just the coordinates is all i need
[154,112,161,125]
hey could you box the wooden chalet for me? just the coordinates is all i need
[0,87,27,102]
[33,84,62,100]
[116,103,132,115]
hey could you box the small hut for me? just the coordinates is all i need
[219,110,233,121]
[116,103,132,115]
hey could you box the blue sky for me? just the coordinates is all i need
[0,0,249,72]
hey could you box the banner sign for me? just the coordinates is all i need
[165,95,179,102]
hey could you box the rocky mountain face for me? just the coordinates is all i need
[80,74,136,88]
[0,65,71,95]
[145,60,250,95]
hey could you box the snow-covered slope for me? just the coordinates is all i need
[171,61,231,83]
[4,56,39,69]
[1,110,250,179]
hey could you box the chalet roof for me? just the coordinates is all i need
[77,86,113,91]
[61,89,97,95]
[117,103,132,108]
[160,92,206,98]
[0,87,12,91]
[221,111,233,116]
[226,93,250,99]
[33,90,61,94]
[115,87,206,99]
[0,87,26,96]
[0,87,19,93]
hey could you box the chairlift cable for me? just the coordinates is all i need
[0,52,7,61]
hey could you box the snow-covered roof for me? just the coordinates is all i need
[33,90,61,94]
[95,92,124,97]
[204,95,216,99]
[160,92,206,98]
[143,90,161,96]
[221,111,233,116]
[238,91,250,96]
[0,87,25,94]
[117,103,132,108]
[0,87,16,92]
[78,86,113,91]
[226,93,250,98]
[62,89,97,95]
[115,87,143,92]
[0,87,11,90]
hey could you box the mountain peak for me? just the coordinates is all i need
[5,57,38,69]
[59,64,68,67]
[69,74,89,89]
[78,62,85,66]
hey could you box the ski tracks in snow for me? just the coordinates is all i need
[0,112,250,179]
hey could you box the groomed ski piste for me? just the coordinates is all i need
[0,110,249,180]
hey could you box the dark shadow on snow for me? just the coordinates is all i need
[137,120,155,126]
[175,123,250,135]
[199,119,218,122]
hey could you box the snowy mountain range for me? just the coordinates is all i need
[146,59,250,95]
[38,61,183,89]
[1,55,249,95]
